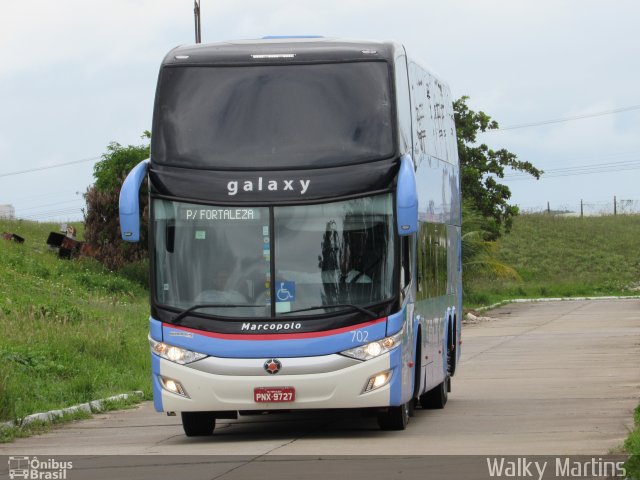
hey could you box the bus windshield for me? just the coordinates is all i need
[152,62,394,169]
[153,194,395,318]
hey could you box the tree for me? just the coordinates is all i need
[454,96,542,239]
[83,133,150,270]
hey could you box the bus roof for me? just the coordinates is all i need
[161,38,401,66]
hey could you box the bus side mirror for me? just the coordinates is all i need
[119,159,149,242]
[396,154,418,236]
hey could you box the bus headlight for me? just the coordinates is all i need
[340,331,403,361]
[363,369,393,392]
[149,336,207,365]
[158,375,189,397]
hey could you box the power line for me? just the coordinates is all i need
[505,158,640,178]
[505,159,640,181]
[0,156,99,178]
[17,198,85,213]
[21,207,85,220]
[508,166,640,180]
[540,164,640,179]
[525,150,637,171]
[488,104,640,131]
[11,191,81,205]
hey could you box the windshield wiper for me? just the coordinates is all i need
[281,303,378,319]
[172,303,263,324]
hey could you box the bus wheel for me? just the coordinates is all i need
[377,401,410,430]
[419,377,448,409]
[181,412,216,436]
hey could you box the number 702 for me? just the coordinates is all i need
[351,330,369,343]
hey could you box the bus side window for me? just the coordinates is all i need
[416,224,425,299]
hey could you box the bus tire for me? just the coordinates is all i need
[419,377,448,409]
[181,412,216,436]
[377,401,410,430]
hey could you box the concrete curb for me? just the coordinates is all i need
[468,295,640,315]
[1,391,144,429]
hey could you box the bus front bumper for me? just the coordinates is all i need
[153,351,400,412]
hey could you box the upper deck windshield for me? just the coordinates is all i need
[153,195,395,319]
[152,62,394,169]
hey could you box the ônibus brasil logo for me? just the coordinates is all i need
[8,456,73,479]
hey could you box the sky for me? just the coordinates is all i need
[1,0,639,221]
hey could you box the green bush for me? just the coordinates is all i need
[83,138,150,271]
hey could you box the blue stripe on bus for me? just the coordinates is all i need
[149,317,163,341]
[386,304,407,336]
[159,318,388,358]
[389,347,403,406]
[151,353,163,412]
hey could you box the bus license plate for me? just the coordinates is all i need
[254,387,295,403]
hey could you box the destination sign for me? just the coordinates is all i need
[179,208,261,221]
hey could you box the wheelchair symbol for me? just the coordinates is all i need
[276,282,294,302]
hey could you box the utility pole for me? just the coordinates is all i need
[194,0,202,44]
[614,195,617,216]
[580,199,583,218]
[547,201,550,215]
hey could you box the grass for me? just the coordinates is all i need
[0,409,93,443]
[465,213,640,307]
[625,405,640,479]
[0,395,141,443]
[0,219,151,442]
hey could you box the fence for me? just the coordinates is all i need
[520,197,640,216]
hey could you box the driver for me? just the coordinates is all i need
[196,264,247,303]
[340,230,372,284]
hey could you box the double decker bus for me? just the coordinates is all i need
[119,37,462,435]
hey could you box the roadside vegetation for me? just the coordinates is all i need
[464,213,640,307]
[625,405,640,479]
[0,219,150,442]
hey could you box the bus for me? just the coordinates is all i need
[119,37,462,435]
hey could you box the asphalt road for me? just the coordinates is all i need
[1,299,638,474]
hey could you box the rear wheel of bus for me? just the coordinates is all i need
[181,412,216,436]
[421,323,453,409]
[420,376,449,409]
[377,401,410,430]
